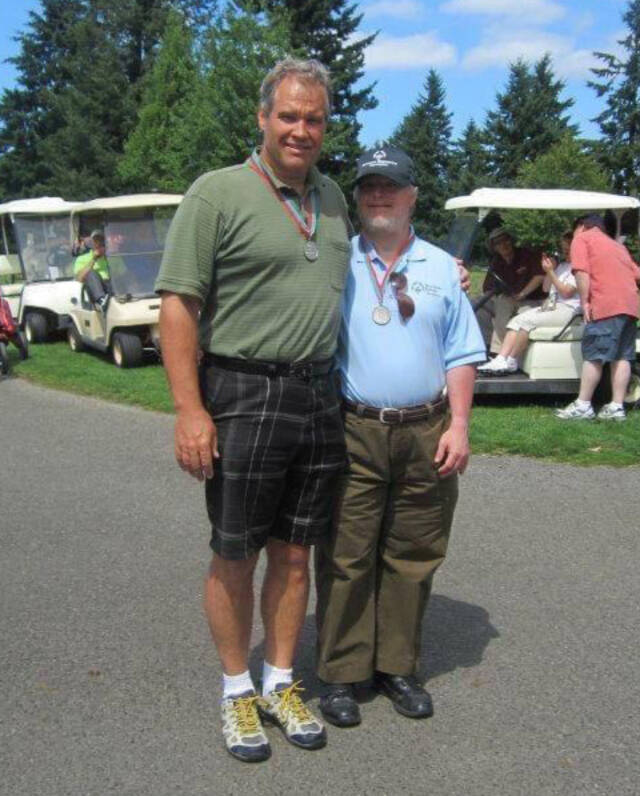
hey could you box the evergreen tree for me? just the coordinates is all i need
[35,10,136,198]
[484,55,577,184]
[448,120,492,197]
[238,0,377,193]
[118,10,200,192]
[0,0,86,198]
[502,135,609,248]
[194,8,289,173]
[390,70,452,240]
[0,0,218,199]
[588,0,640,194]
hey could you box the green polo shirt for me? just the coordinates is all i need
[73,251,110,281]
[155,157,351,362]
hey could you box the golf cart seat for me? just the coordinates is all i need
[529,316,584,342]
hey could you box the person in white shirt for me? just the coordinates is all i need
[478,232,579,374]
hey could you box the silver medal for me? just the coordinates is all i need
[372,305,391,325]
[304,240,319,261]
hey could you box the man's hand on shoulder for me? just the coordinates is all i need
[174,405,219,481]
[434,420,470,477]
[455,258,471,293]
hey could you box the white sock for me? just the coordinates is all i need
[506,356,518,368]
[575,399,591,409]
[222,670,255,699]
[262,661,293,695]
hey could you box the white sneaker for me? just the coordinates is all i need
[478,355,509,373]
[597,402,626,421]
[554,400,596,420]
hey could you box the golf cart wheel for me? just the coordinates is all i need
[112,332,143,368]
[67,326,84,353]
[15,330,29,360]
[25,312,48,343]
[0,341,9,375]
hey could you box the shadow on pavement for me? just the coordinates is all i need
[249,593,499,699]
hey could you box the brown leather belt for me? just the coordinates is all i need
[343,397,447,425]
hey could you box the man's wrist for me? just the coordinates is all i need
[449,417,470,431]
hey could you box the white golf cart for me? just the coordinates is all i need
[0,202,25,319]
[444,188,640,400]
[3,197,81,342]
[66,193,182,367]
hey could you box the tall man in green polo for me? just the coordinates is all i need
[156,58,351,763]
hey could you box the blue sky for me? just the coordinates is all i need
[0,0,632,146]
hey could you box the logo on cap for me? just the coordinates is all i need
[373,150,387,162]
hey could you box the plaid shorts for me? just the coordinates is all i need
[200,363,347,560]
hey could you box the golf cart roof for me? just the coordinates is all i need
[73,193,183,213]
[445,188,640,212]
[0,197,79,216]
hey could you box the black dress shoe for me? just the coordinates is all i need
[373,672,434,719]
[319,683,361,727]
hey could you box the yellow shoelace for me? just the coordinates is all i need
[231,694,262,733]
[274,681,312,721]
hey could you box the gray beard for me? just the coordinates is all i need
[359,214,405,236]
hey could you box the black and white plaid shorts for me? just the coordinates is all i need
[200,363,347,560]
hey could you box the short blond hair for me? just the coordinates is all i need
[260,57,332,118]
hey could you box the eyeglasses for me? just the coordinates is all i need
[389,272,415,321]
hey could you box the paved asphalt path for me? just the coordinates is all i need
[1,378,639,796]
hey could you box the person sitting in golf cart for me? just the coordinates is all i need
[73,230,126,312]
[483,227,545,355]
[479,231,580,374]
[73,229,111,312]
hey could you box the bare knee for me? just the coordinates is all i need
[266,540,310,584]
[207,552,258,592]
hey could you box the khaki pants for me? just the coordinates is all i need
[315,410,458,682]
[490,295,541,353]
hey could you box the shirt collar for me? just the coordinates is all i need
[355,227,425,270]
[251,149,320,195]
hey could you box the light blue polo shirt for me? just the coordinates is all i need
[338,233,486,407]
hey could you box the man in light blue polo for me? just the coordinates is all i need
[315,145,485,727]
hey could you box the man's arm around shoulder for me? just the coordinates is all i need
[159,292,219,481]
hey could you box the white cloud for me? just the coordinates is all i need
[364,32,458,69]
[441,0,565,25]
[462,28,599,78]
[365,0,424,19]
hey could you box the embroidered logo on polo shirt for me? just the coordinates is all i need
[411,281,442,296]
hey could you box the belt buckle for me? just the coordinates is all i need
[379,407,403,424]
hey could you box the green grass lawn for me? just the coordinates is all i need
[6,340,640,467]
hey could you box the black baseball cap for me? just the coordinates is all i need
[355,146,417,187]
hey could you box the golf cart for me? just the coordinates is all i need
[444,188,640,400]
[0,203,25,319]
[67,193,182,367]
[4,197,81,342]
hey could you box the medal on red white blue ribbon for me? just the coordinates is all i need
[364,231,415,325]
[248,151,319,261]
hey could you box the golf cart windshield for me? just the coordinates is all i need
[0,215,23,285]
[12,214,74,282]
[102,207,176,298]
